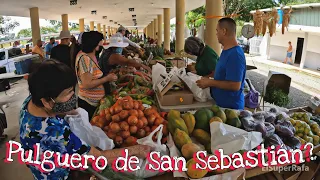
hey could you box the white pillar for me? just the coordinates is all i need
[300,32,309,69]
[266,33,271,59]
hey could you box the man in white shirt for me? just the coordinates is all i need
[114,26,141,49]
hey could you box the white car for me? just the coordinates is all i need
[0,47,39,73]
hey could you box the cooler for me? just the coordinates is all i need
[14,57,32,75]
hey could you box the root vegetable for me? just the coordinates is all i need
[112,114,121,122]
[123,101,134,110]
[137,110,144,118]
[119,110,129,120]
[141,117,148,127]
[107,130,116,139]
[110,123,121,133]
[128,116,138,126]
[154,117,164,126]
[148,114,156,126]
[121,131,130,139]
[137,120,144,129]
[120,121,129,131]
[114,136,123,146]
[129,110,139,117]
[137,129,146,138]
[129,126,138,134]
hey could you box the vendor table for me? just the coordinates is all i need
[155,93,214,112]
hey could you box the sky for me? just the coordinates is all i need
[7,16,51,35]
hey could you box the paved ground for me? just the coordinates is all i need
[246,55,320,109]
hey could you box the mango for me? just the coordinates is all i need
[186,158,208,179]
[192,129,211,145]
[211,105,220,114]
[182,112,196,135]
[181,143,203,160]
[225,109,241,128]
[168,110,181,120]
[173,129,192,150]
[210,117,223,123]
[216,109,227,123]
[194,108,214,132]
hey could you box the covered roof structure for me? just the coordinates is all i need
[0,0,205,29]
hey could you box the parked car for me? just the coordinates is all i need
[0,48,39,73]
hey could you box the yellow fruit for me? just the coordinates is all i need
[297,136,306,144]
[181,143,203,160]
[297,133,304,138]
[304,128,311,135]
[215,109,227,123]
[182,112,196,135]
[317,132,320,136]
[210,117,223,123]
[312,135,320,143]
[299,127,305,134]
[168,116,189,135]
[290,119,296,126]
[173,128,192,150]
[295,121,302,127]
[192,129,211,145]
[186,158,208,179]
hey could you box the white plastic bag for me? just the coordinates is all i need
[123,124,169,178]
[152,63,167,90]
[65,108,115,150]
[210,122,263,155]
[177,68,212,102]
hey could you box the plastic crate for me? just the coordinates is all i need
[14,58,32,75]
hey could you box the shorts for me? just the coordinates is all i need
[287,52,293,58]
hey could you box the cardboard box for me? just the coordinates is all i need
[149,60,166,66]
[170,59,186,68]
[156,69,194,106]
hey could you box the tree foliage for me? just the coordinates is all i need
[0,16,20,35]
[47,20,79,31]
[17,26,59,38]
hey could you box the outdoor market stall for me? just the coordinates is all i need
[67,46,320,180]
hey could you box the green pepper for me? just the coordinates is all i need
[141,97,152,105]
[119,91,128,96]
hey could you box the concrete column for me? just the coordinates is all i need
[79,18,84,32]
[266,33,271,59]
[154,18,158,40]
[300,32,309,69]
[29,7,41,46]
[158,14,163,46]
[205,0,223,54]
[146,24,149,37]
[108,26,111,37]
[97,23,101,32]
[150,21,154,39]
[103,25,106,41]
[164,8,170,51]
[176,0,185,53]
[62,14,68,31]
[90,21,94,31]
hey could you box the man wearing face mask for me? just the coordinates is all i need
[51,30,72,68]
[184,36,219,77]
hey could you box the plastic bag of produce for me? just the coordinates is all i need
[177,68,212,102]
[65,108,115,150]
[123,124,169,178]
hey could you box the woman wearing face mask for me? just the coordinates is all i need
[99,36,151,79]
[184,37,219,77]
[75,31,118,120]
[20,60,151,180]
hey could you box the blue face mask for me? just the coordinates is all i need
[115,47,123,55]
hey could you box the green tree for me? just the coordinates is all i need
[17,28,32,38]
[47,20,79,31]
[0,16,19,35]
[40,26,58,34]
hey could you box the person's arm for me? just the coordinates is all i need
[123,36,141,49]
[78,56,117,89]
[109,54,151,73]
[197,78,241,91]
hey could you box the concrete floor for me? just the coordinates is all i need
[0,79,34,180]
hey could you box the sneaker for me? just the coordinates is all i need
[288,62,293,65]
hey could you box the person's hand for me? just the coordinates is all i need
[105,73,118,82]
[196,77,212,89]
[66,110,78,116]
[141,64,152,73]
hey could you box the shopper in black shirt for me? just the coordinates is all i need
[51,31,71,68]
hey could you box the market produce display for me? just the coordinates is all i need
[109,67,156,105]
[91,96,168,147]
